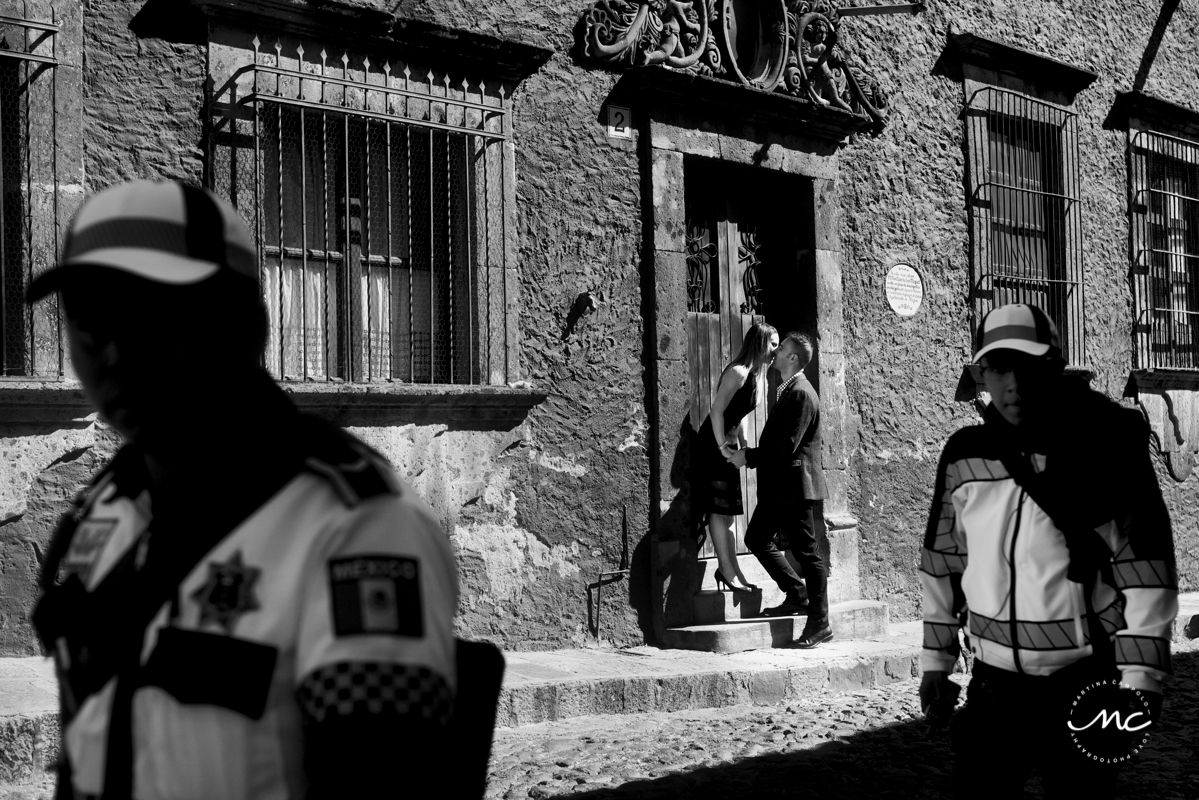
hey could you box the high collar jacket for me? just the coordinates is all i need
[920,390,1177,693]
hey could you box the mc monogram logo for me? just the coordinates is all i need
[1067,679,1152,764]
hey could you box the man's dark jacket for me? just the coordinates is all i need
[745,373,827,500]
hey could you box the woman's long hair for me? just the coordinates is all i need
[723,321,777,403]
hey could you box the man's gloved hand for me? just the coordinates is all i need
[920,670,961,733]
[919,670,953,715]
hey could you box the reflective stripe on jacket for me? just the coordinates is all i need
[920,390,1177,693]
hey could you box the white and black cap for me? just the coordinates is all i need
[27,180,256,302]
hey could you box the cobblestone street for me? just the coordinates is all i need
[488,643,1199,800]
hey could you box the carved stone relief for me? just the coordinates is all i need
[582,0,888,132]
[585,0,722,73]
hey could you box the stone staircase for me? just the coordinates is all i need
[660,549,889,653]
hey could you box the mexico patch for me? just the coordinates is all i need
[328,555,423,637]
[62,519,118,582]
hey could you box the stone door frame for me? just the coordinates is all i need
[643,109,859,639]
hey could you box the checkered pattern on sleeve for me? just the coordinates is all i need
[297,662,452,725]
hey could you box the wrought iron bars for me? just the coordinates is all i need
[685,217,718,313]
[0,13,59,378]
[243,38,508,384]
[966,87,1084,366]
[737,227,763,314]
[1130,129,1199,370]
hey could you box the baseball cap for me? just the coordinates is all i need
[973,303,1062,363]
[27,180,256,302]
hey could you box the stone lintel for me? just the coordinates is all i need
[648,116,839,180]
[1109,91,1199,141]
[182,0,553,81]
[619,68,872,146]
[946,31,1097,99]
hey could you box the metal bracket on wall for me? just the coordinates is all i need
[593,504,631,640]
[594,568,630,642]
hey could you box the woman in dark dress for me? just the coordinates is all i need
[693,321,779,593]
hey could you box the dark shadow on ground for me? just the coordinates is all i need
[554,651,1199,800]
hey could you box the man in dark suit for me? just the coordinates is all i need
[728,332,831,648]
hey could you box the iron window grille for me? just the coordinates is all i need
[965,87,1085,365]
[0,13,61,378]
[221,37,512,385]
[1130,129,1199,370]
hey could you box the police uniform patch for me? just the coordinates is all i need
[62,519,117,582]
[328,555,422,637]
[191,551,262,633]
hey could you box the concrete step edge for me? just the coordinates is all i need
[679,600,889,648]
[495,645,921,728]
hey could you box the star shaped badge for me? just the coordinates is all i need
[191,551,262,633]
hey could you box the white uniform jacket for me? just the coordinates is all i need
[33,415,458,800]
[921,393,1177,693]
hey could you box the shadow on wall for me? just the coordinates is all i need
[584,504,656,645]
[540,651,1199,799]
[659,415,704,632]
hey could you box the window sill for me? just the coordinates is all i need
[1123,368,1199,398]
[0,380,95,426]
[282,382,546,428]
[0,380,547,429]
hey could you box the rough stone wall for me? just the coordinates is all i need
[5,0,1195,655]
[83,0,206,188]
[1,0,652,655]
[0,0,207,655]
[836,0,1199,620]
[379,1,653,647]
[0,408,122,654]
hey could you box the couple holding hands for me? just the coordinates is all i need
[692,322,832,649]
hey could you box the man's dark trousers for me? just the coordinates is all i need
[744,495,827,620]
[950,662,1119,799]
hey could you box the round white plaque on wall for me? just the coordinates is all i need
[885,263,923,317]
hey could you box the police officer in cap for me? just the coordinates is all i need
[30,180,459,800]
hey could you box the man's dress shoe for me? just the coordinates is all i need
[759,596,810,617]
[794,621,834,649]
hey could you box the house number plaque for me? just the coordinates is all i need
[885,263,922,317]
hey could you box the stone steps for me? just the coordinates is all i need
[0,657,57,799]
[496,624,925,727]
[663,598,889,653]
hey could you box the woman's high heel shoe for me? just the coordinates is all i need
[714,568,757,594]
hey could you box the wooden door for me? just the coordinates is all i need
[685,175,769,556]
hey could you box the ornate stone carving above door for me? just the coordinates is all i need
[582,0,889,133]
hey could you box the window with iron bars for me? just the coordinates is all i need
[1130,130,1199,370]
[965,88,1085,365]
[214,37,512,385]
[0,13,62,378]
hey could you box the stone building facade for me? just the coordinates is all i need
[0,0,1196,655]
